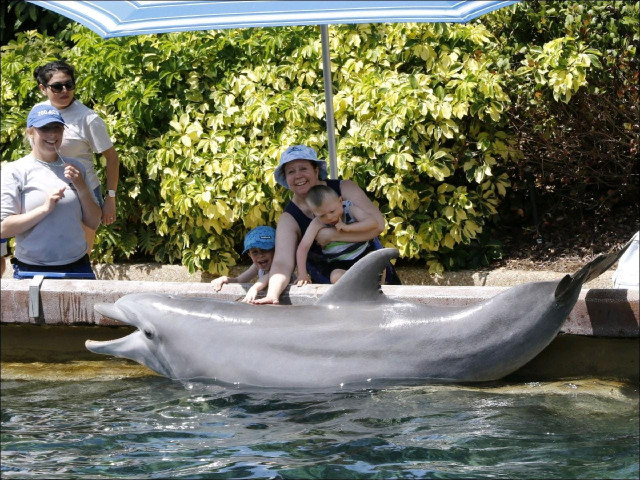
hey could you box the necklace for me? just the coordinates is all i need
[33,153,65,168]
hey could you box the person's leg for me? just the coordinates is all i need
[330,269,346,284]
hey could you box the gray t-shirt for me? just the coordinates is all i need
[0,153,96,266]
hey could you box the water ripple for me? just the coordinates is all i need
[1,370,638,479]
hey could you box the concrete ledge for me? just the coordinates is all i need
[1,278,638,337]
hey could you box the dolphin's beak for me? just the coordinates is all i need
[87,300,173,378]
[88,302,141,357]
[85,331,172,378]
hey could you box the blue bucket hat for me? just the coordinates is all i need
[274,145,328,188]
[27,104,66,128]
[243,226,276,253]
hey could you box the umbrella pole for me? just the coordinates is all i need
[321,25,338,179]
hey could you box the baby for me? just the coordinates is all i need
[211,226,276,302]
[296,185,378,285]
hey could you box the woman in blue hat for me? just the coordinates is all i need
[0,104,102,278]
[253,145,399,305]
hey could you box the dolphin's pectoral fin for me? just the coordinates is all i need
[554,274,573,302]
[555,238,634,301]
[315,248,399,305]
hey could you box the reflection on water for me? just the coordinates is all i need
[1,361,639,479]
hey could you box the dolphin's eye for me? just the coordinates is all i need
[143,329,154,339]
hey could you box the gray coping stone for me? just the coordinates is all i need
[1,278,638,337]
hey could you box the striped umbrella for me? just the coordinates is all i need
[28,0,518,177]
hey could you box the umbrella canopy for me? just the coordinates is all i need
[28,0,518,177]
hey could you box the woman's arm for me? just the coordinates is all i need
[336,203,379,233]
[315,180,384,246]
[65,164,102,230]
[101,146,119,225]
[252,212,299,304]
[0,187,66,238]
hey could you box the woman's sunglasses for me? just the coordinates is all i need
[36,124,65,133]
[45,82,75,93]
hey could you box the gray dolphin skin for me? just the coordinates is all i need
[86,242,631,388]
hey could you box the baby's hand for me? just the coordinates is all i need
[335,220,348,232]
[295,274,311,287]
[211,276,229,291]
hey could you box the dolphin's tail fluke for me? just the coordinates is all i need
[555,238,634,301]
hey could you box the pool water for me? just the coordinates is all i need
[1,361,638,479]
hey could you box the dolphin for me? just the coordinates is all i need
[86,242,631,388]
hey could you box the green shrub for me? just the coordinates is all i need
[4,1,635,275]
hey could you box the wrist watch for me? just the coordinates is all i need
[107,190,116,198]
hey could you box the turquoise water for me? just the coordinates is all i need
[1,364,638,479]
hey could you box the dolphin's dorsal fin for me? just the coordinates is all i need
[315,248,399,305]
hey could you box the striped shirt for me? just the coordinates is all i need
[322,201,371,263]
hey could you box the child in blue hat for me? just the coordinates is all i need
[211,226,278,302]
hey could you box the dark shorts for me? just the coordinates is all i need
[11,255,95,279]
[308,243,377,283]
[93,186,104,208]
[307,239,402,285]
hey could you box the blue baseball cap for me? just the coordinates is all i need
[27,104,66,128]
[243,226,276,253]
[274,145,328,188]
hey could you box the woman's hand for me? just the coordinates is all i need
[64,164,102,230]
[64,164,88,191]
[0,186,66,238]
[241,287,259,303]
[256,214,299,305]
[102,196,117,225]
[43,187,66,213]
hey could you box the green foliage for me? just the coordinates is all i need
[486,1,638,227]
[2,1,637,275]
[0,1,72,45]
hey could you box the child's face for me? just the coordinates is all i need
[248,248,274,272]
[310,196,344,225]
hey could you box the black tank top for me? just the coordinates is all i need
[282,179,402,285]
